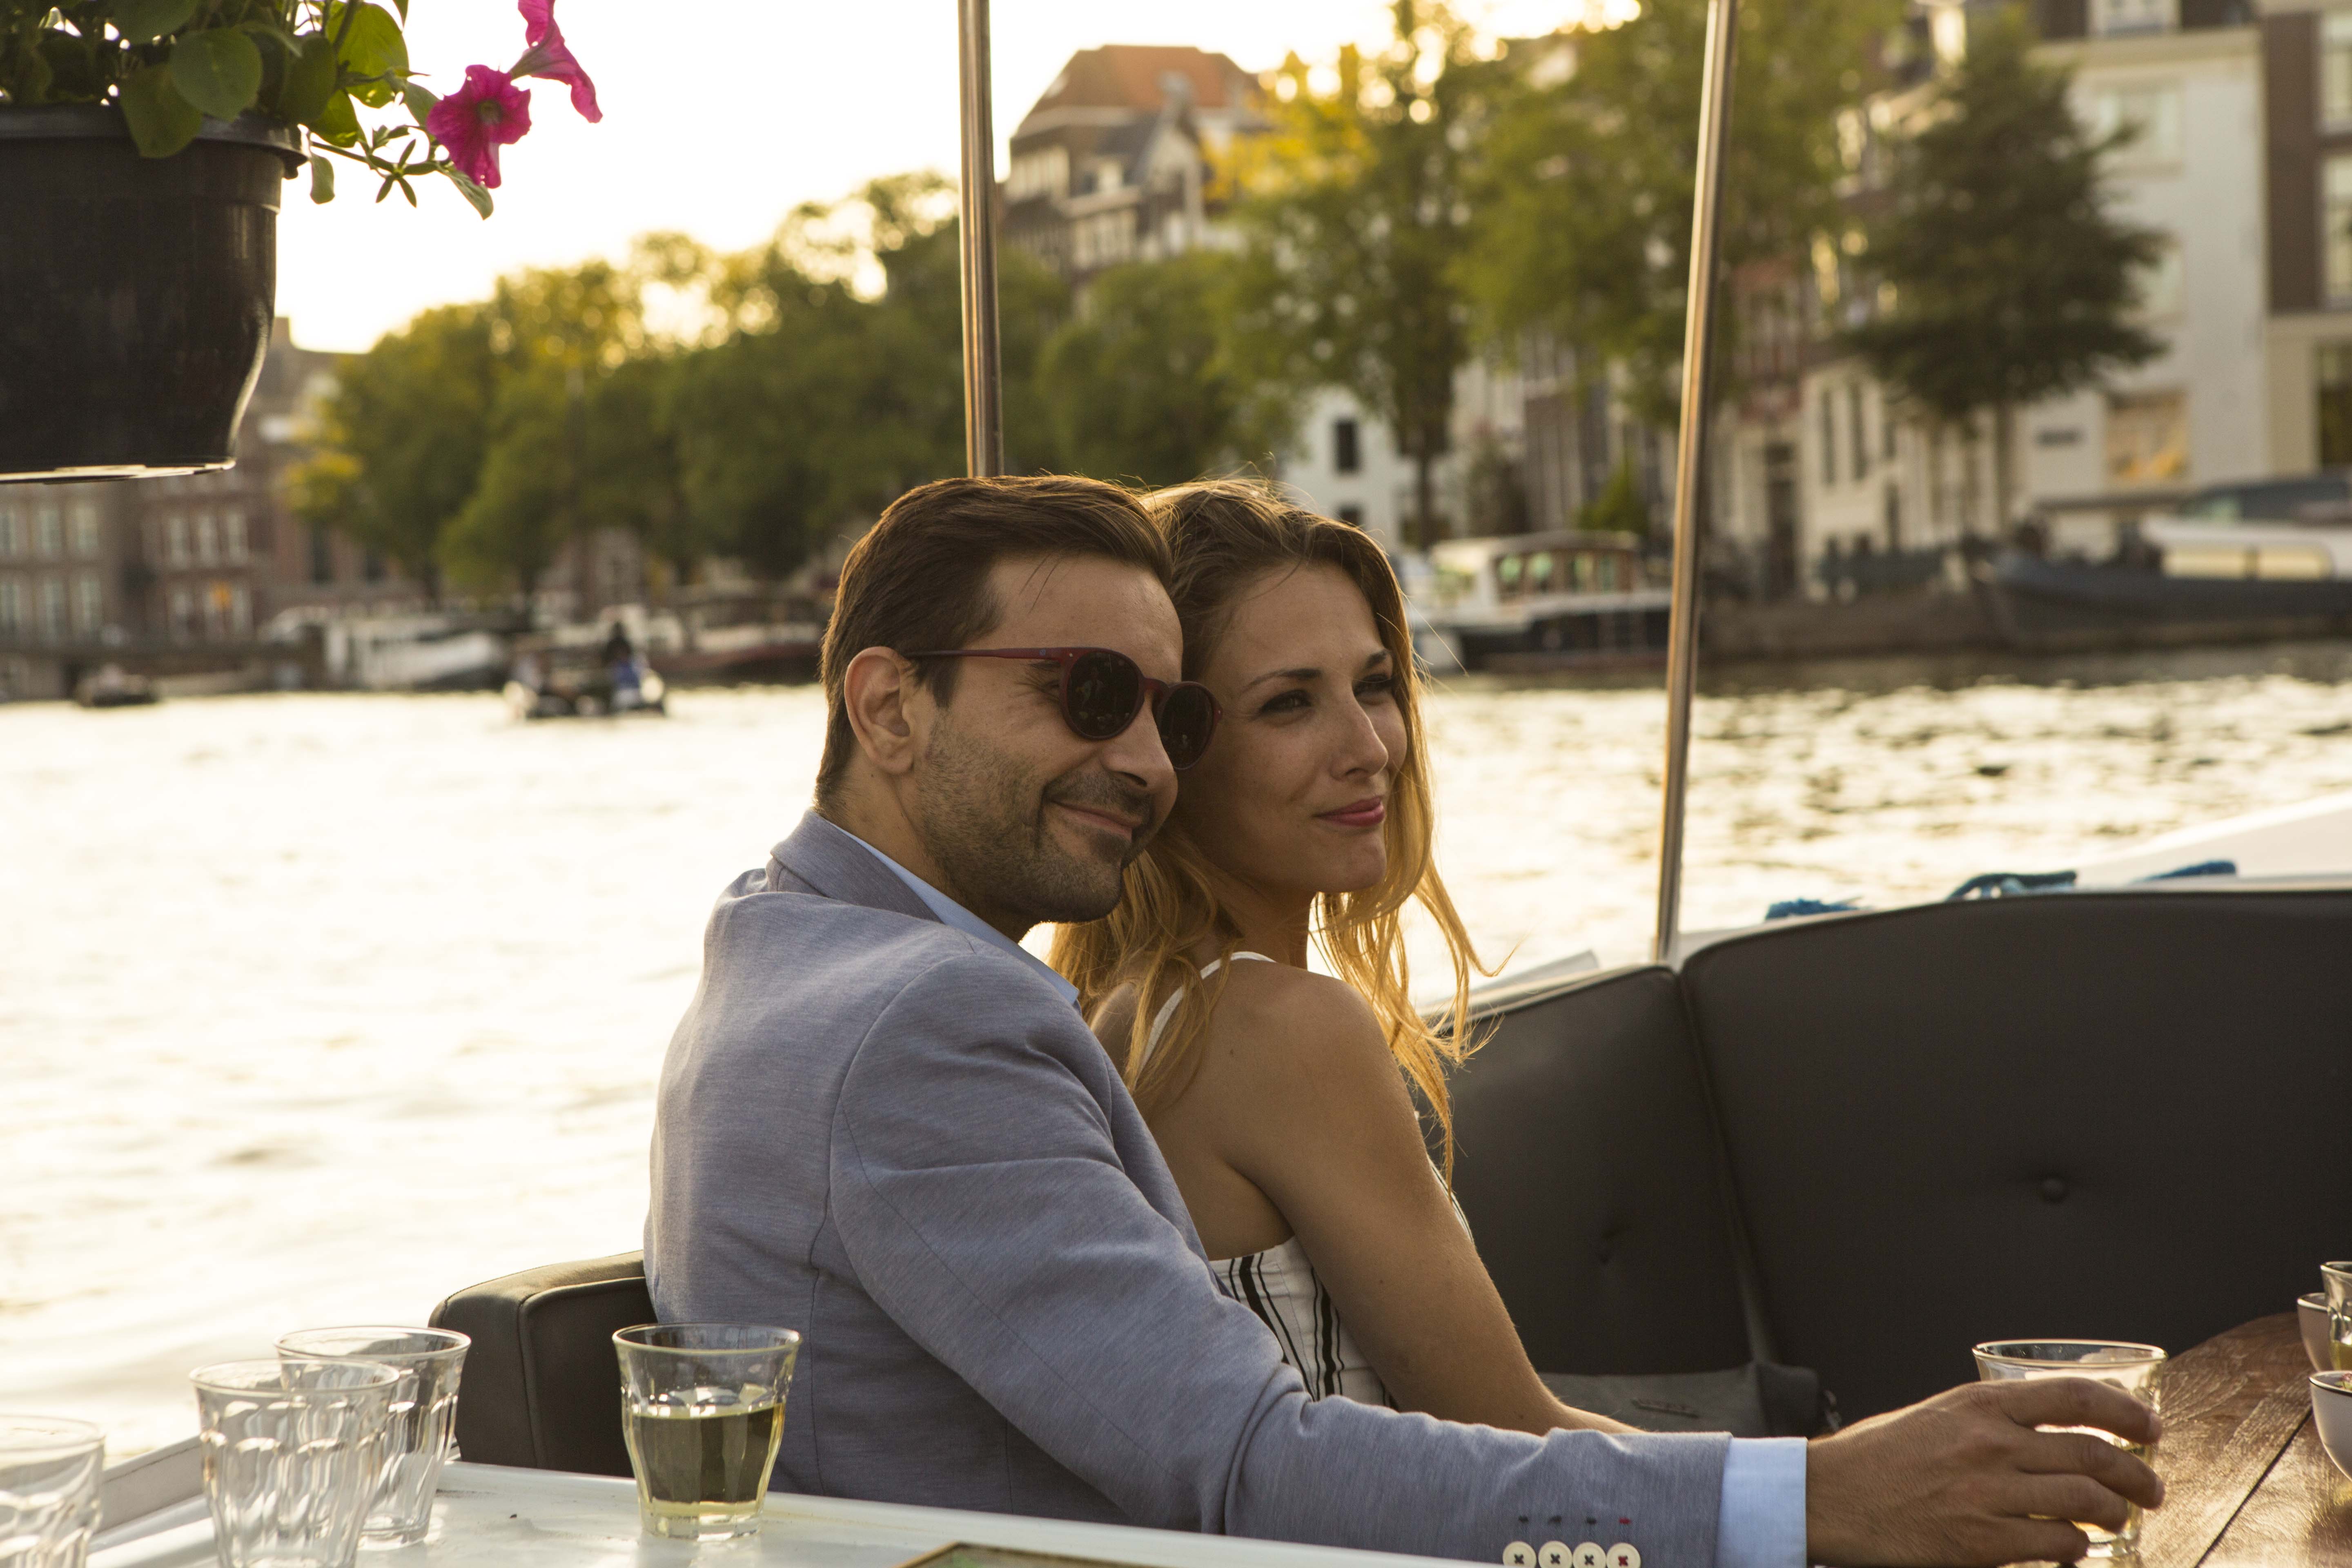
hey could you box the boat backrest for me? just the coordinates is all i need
[1447,964,1754,1378]
[1681,889,2352,1418]
[429,1250,650,1475]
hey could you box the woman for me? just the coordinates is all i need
[1053,479,1624,1435]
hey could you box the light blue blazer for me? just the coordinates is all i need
[647,811,1731,1563]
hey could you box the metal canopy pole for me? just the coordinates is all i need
[1651,0,1740,964]
[956,0,1004,477]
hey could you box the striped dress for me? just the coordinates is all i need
[1144,955,1393,1407]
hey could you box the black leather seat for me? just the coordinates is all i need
[1683,888,2352,1419]
[429,1250,651,1475]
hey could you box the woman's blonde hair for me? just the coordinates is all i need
[1049,477,1488,1175]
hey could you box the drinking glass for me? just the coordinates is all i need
[612,1324,798,1541]
[2323,1262,2352,1372]
[0,1416,103,1568]
[275,1328,468,1547]
[191,1359,398,1568]
[1973,1340,2165,1557]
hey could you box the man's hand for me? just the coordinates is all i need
[1806,1376,2165,1566]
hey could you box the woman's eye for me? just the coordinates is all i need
[1356,675,1396,701]
[1259,690,1310,715]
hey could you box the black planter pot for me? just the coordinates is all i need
[0,106,302,482]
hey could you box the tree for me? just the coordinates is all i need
[1462,0,1897,425]
[1844,13,2163,535]
[1036,252,1295,486]
[288,303,497,604]
[1229,0,1480,547]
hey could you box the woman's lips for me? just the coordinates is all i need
[1319,798,1386,829]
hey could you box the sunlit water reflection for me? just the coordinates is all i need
[9,642,2352,1457]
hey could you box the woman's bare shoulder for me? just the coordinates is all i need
[1198,961,1399,1093]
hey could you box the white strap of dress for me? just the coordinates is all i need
[1139,952,1276,1071]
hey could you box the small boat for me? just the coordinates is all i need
[1409,530,1672,673]
[504,637,668,721]
[73,664,158,708]
[1986,472,2352,642]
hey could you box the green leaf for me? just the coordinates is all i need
[307,85,360,145]
[388,0,408,20]
[307,151,335,203]
[330,1,405,104]
[399,75,436,125]
[114,0,203,44]
[443,165,492,219]
[120,60,203,157]
[276,31,336,124]
[170,29,263,120]
[37,30,101,101]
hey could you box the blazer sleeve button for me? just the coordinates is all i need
[1503,1542,1536,1567]
[1608,1546,1641,1568]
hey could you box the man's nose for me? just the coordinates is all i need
[1100,701,1178,802]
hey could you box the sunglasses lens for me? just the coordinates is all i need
[1063,650,1143,740]
[1157,685,1218,770]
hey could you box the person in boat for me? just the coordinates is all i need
[646,473,2160,1568]
[1051,479,1610,1428]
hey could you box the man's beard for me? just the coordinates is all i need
[917,717,1158,928]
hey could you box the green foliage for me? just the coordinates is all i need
[1036,252,1294,487]
[289,303,498,604]
[1843,13,2164,426]
[1462,0,1898,425]
[1227,0,1481,545]
[0,0,483,214]
[1575,461,1651,537]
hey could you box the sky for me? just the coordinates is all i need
[276,0,1609,353]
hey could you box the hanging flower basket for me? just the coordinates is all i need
[0,0,601,482]
[0,105,301,480]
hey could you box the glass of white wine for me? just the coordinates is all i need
[1972,1339,2165,1557]
[2323,1262,2352,1371]
[612,1322,800,1541]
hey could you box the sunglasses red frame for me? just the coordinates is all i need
[905,646,1221,769]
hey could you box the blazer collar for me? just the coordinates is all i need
[767,810,937,924]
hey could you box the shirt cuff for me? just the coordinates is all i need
[1714,1437,1806,1568]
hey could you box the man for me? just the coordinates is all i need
[648,474,2160,1567]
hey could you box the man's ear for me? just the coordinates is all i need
[842,646,927,778]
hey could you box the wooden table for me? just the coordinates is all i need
[2138,1313,2351,1566]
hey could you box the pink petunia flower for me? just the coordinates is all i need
[511,0,601,123]
[426,65,532,189]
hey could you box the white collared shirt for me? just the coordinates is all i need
[842,831,1082,1008]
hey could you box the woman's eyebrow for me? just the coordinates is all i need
[1243,665,1322,691]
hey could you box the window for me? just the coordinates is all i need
[0,507,16,559]
[310,525,335,585]
[363,546,386,584]
[34,503,62,558]
[204,581,228,641]
[230,583,251,637]
[169,586,194,640]
[1071,209,1135,270]
[2328,156,2352,303]
[1850,384,1869,482]
[2090,83,2183,166]
[1882,400,1898,462]
[0,579,19,636]
[1333,417,1362,475]
[1006,146,1069,201]
[224,508,247,564]
[195,512,219,566]
[2319,344,2352,468]
[2090,0,2174,36]
[70,501,101,558]
[2106,390,2189,486]
[73,572,102,635]
[1336,504,1364,528]
[2138,237,2185,316]
[38,577,66,642]
[1818,389,1837,486]
[168,516,191,568]
[2327,12,2352,127]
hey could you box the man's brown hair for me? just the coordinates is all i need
[814,474,1174,808]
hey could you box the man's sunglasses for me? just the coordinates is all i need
[905,646,1221,771]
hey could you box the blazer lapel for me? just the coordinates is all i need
[767,810,939,926]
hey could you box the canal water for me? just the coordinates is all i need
[10,643,2352,1457]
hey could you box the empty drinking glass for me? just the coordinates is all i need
[191,1359,398,1568]
[1973,1340,2165,1557]
[274,1328,468,1547]
[0,1416,103,1568]
[612,1324,799,1541]
[2323,1262,2352,1372]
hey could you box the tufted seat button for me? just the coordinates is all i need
[2040,1176,2069,1204]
